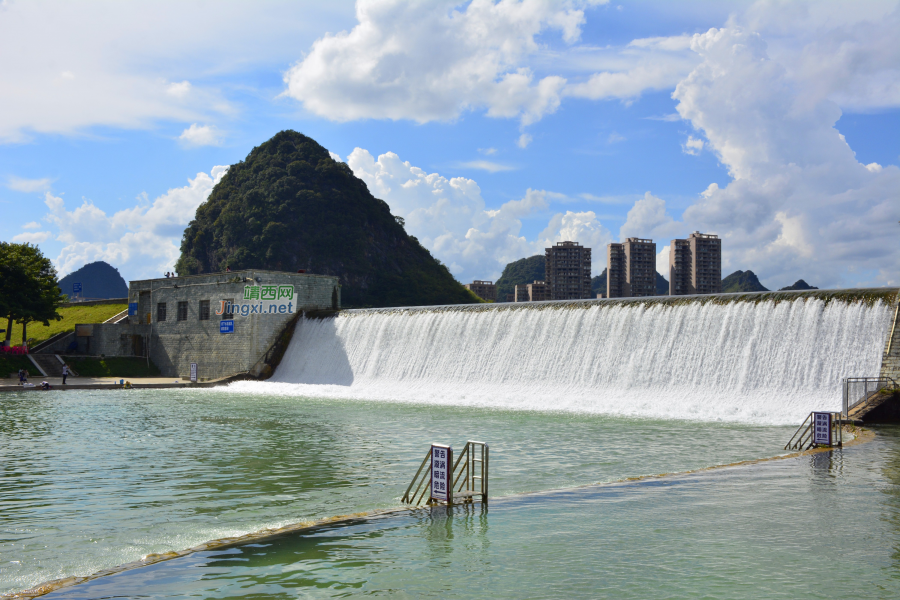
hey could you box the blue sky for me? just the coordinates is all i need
[1,0,898,291]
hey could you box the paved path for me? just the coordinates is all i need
[0,375,242,393]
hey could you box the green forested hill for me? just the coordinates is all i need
[722,270,769,293]
[495,255,545,300]
[591,269,669,296]
[779,279,818,291]
[176,131,477,308]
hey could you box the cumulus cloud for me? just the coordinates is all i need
[22,221,41,230]
[283,0,590,127]
[12,231,51,244]
[284,0,695,132]
[681,135,703,155]
[346,147,611,279]
[40,166,228,278]
[517,133,533,148]
[178,124,222,147]
[6,176,51,192]
[670,24,900,288]
[619,192,681,241]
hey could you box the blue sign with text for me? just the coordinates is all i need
[73,282,82,294]
[219,320,234,334]
[128,303,138,316]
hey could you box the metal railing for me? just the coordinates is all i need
[843,377,897,417]
[785,412,842,451]
[402,441,489,506]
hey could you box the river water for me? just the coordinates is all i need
[2,294,897,597]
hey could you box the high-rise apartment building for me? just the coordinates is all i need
[545,241,592,300]
[607,238,657,298]
[668,232,721,295]
[606,244,626,298]
[464,280,497,302]
[515,280,551,302]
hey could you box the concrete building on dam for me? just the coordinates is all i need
[36,270,340,380]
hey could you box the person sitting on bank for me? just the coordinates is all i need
[41,381,51,390]
[62,363,69,384]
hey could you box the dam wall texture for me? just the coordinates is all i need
[266,288,900,425]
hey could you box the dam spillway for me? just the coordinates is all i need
[265,289,899,425]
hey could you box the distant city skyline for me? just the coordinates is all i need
[1,1,898,290]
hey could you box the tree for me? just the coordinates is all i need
[0,242,64,347]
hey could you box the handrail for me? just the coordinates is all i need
[843,377,897,416]
[402,441,489,506]
[785,412,842,450]
[401,449,432,504]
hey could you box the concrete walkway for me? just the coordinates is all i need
[0,375,245,393]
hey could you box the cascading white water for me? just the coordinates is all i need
[236,295,894,424]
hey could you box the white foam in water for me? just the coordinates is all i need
[227,297,893,425]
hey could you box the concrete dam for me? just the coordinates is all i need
[247,288,900,425]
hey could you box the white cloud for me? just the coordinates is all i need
[22,221,41,230]
[607,132,625,144]
[283,0,591,127]
[535,210,613,274]
[329,151,344,163]
[12,231,51,244]
[478,147,498,155]
[682,135,703,155]
[39,166,228,278]
[179,124,222,147]
[458,160,516,173]
[6,176,51,192]
[644,113,681,122]
[517,133,533,148]
[669,23,900,288]
[619,192,681,241]
[0,2,351,142]
[178,123,221,146]
[347,147,611,280]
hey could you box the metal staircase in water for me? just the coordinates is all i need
[784,412,843,450]
[402,441,489,506]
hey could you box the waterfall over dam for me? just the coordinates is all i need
[256,289,898,424]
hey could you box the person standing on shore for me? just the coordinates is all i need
[62,363,68,384]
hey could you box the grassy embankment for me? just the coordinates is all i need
[5,303,127,347]
[0,355,35,377]
[67,357,160,378]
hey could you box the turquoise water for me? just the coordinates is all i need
[39,428,900,599]
[0,388,793,595]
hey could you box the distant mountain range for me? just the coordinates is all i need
[58,261,128,299]
[779,279,818,291]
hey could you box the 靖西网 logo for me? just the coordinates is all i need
[216,285,295,317]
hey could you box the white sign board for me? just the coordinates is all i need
[430,444,452,502]
[813,412,832,445]
[190,362,198,383]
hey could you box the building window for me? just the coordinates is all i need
[177,301,188,321]
[157,302,167,322]
[199,300,210,321]
[223,298,234,318]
